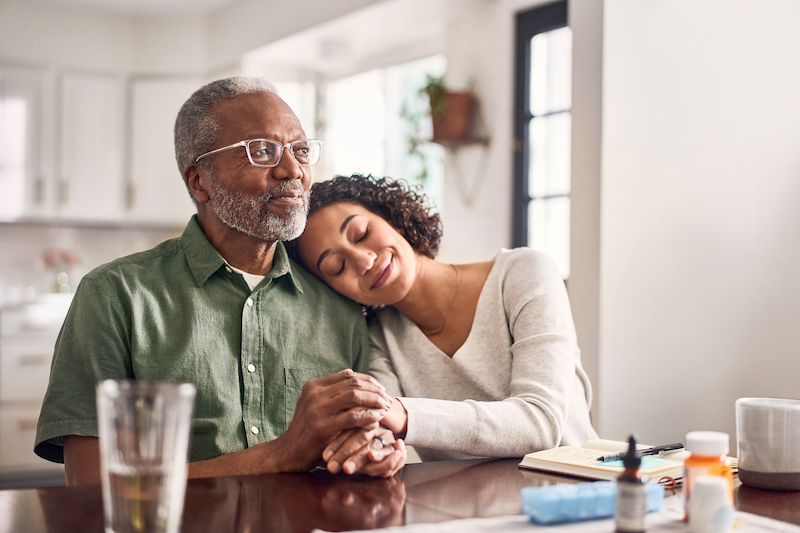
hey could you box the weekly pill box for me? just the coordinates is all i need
[521,481,665,524]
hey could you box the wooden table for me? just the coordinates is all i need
[2,458,799,532]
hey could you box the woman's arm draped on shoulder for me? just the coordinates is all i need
[396,250,581,458]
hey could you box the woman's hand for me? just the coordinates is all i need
[381,398,408,436]
[323,425,406,477]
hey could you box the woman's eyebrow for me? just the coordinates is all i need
[316,214,359,271]
[340,214,358,233]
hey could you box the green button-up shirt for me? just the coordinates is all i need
[35,216,367,463]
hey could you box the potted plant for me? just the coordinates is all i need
[401,74,478,182]
[420,74,475,141]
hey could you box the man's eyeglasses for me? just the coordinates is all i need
[195,139,323,168]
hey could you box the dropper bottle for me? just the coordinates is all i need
[615,435,646,533]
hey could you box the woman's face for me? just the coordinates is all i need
[296,202,418,306]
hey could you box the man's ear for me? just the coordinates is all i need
[184,164,211,204]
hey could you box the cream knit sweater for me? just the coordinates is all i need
[369,248,598,461]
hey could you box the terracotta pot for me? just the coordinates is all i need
[431,91,474,141]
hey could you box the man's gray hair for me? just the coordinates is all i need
[174,76,278,175]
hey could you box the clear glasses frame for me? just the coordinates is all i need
[194,139,323,168]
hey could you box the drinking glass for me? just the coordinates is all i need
[96,380,196,533]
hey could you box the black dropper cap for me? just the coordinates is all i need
[622,435,641,470]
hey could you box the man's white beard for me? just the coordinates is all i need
[208,178,309,242]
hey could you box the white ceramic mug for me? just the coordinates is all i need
[735,397,800,491]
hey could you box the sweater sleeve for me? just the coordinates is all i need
[397,250,586,458]
[368,321,405,398]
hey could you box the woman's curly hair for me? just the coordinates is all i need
[306,174,442,258]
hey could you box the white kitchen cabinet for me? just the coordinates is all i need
[0,295,71,482]
[0,336,57,403]
[127,78,199,225]
[1,63,198,227]
[55,73,126,222]
[0,404,57,473]
[0,66,56,221]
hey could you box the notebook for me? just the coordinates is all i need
[518,439,687,482]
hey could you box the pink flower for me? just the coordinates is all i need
[42,248,81,269]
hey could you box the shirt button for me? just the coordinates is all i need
[250,426,259,435]
[225,266,232,273]
[247,364,256,373]
[246,298,254,307]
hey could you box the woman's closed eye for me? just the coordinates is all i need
[327,228,369,277]
[333,260,345,276]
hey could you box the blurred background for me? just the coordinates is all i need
[1,0,799,487]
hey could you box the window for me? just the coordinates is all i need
[513,1,572,279]
[322,55,446,209]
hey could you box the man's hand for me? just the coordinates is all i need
[323,425,406,477]
[273,369,394,472]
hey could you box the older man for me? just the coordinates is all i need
[35,77,405,485]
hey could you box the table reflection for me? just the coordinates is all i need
[401,458,577,520]
[182,470,406,533]
[736,484,800,526]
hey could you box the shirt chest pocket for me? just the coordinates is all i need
[284,368,326,424]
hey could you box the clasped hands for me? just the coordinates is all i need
[285,369,408,477]
[323,396,408,477]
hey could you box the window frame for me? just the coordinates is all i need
[512,0,570,251]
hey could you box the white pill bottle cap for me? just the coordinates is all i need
[686,431,730,456]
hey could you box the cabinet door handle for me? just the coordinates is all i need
[59,179,69,205]
[126,182,136,209]
[17,419,39,432]
[19,353,51,366]
[35,176,46,204]
[21,321,55,333]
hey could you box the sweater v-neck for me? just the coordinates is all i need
[403,259,500,359]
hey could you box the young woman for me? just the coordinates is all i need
[293,174,597,467]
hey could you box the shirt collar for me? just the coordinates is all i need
[268,240,304,294]
[180,215,304,293]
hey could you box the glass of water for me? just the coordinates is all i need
[96,380,196,533]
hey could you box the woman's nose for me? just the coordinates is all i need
[354,250,377,276]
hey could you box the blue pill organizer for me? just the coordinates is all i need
[521,481,665,524]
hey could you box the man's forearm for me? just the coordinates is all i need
[186,436,308,479]
[64,433,314,486]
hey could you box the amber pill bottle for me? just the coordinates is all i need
[683,431,734,521]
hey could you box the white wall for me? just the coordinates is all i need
[599,0,800,445]
[0,1,136,71]
[567,0,603,428]
[205,0,383,72]
[434,0,516,264]
[0,0,207,74]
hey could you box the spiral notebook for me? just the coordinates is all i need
[518,439,687,482]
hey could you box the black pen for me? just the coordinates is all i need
[597,443,684,462]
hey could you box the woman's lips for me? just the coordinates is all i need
[370,258,393,290]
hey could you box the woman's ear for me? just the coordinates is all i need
[184,164,211,204]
